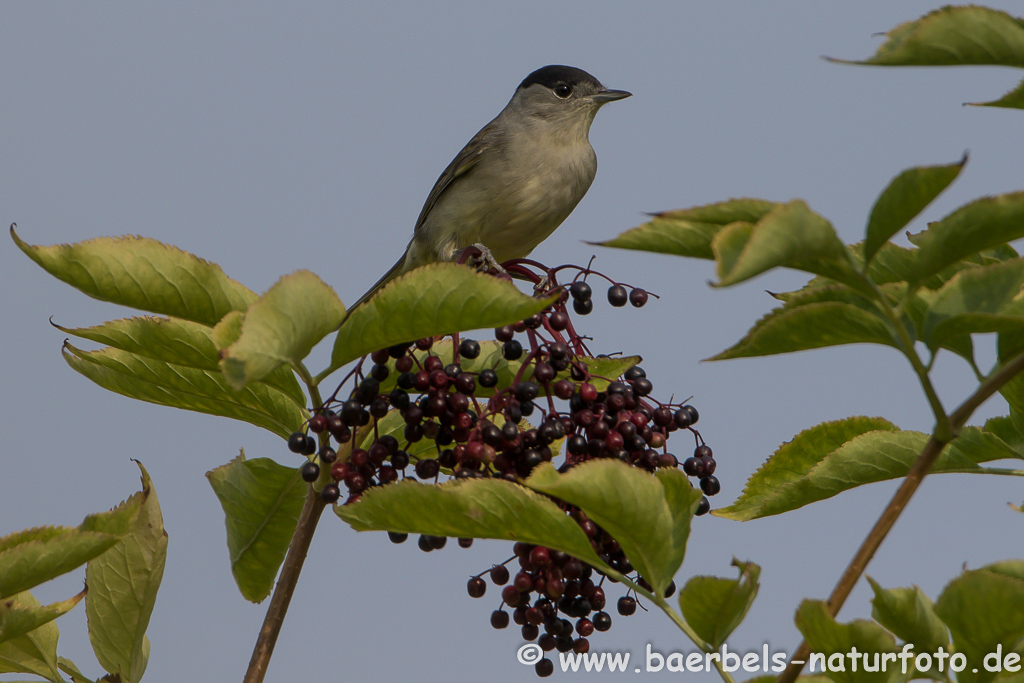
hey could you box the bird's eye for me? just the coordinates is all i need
[554,84,572,99]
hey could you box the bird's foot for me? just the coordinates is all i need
[465,243,508,275]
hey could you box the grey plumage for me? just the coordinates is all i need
[348,65,629,312]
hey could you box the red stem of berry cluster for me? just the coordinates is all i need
[774,349,1024,683]
[243,486,326,683]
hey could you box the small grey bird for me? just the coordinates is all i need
[348,65,630,310]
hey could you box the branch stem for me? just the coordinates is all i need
[243,486,326,683]
[775,349,1024,683]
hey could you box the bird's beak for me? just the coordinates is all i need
[590,89,632,104]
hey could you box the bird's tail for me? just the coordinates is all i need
[342,252,408,323]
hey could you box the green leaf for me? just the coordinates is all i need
[0,497,141,599]
[794,600,899,683]
[594,199,782,259]
[833,6,1024,67]
[708,301,896,360]
[0,592,62,681]
[971,77,1024,110]
[935,562,1024,683]
[328,263,557,374]
[525,461,702,597]
[908,191,1024,285]
[864,157,966,265]
[337,475,612,574]
[86,461,166,683]
[59,657,97,683]
[714,418,985,521]
[922,258,1024,351]
[12,227,255,326]
[867,577,949,656]
[62,342,306,439]
[678,559,761,649]
[220,271,346,389]
[57,316,305,406]
[206,453,307,603]
[983,415,1024,459]
[0,590,85,645]
[712,201,861,291]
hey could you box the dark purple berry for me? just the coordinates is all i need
[320,483,340,503]
[569,281,592,301]
[387,531,407,544]
[478,368,499,388]
[459,338,481,359]
[503,340,523,361]
[288,432,309,454]
[535,658,554,677]
[572,298,593,315]
[629,288,648,307]
[593,611,611,632]
[300,461,320,482]
[607,285,628,307]
[467,577,487,598]
[617,596,637,616]
[700,475,721,496]
[490,564,510,585]
[549,310,569,331]
[695,496,711,516]
[682,457,705,477]
[490,610,510,629]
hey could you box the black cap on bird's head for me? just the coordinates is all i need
[516,65,631,105]
[518,65,604,92]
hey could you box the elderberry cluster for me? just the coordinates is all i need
[285,263,720,677]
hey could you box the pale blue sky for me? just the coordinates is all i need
[2,3,1022,681]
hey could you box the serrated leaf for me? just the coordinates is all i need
[206,453,307,602]
[923,258,1024,351]
[709,301,896,360]
[525,461,701,597]
[0,497,141,599]
[0,590,85,645]
[220,271,346,389]
[57,316,304,406]
[909,191,1024,285]
[714,419,985,521]
[337,476,612,573]
[328,264,557,373]
[594,199,781,259]
[0,592,61,680]
[86,462,166,682]
[864,158,966,265]
[12,227,255,326]
[867,578,949,657]
[935,562,1024,683]
[833,6,1024,68]
[678,559,761,649]
[972,77,1024,110]
[712,201,862,292]
[62,343,306,439]
[794,600,899,683]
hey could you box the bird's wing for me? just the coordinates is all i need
[411,122,497,234]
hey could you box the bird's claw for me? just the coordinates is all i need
[466,243,508,275]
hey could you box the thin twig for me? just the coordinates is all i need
[775,350,1024,683]
[243,486,327,683]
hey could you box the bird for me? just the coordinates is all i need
[347,65,630,312]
